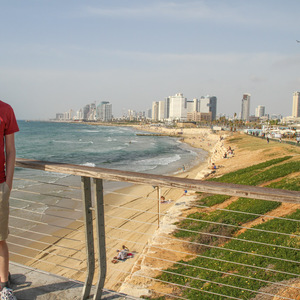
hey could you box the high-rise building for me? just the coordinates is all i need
[200,96,217,121]
[158,101,165,121]
[152,101,159,121]
[82,105,90,120]
[168,93,187,121]
[186,98,199,114]
[164,97,170,119]
[292,92,300,118]
[147,108,152,119]
[241,94,251,121]
[255,105,265,118]
[97,101,112,121]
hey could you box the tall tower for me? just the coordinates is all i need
[292,92,300,118]
[158,101,165,121]
[152,101,159,121]
[255,105,265,118]
[241,94,251,121]
[97,101,112,121]
[168,93,187,121]
[200,96,217,121]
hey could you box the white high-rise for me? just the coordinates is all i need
[97,101,112,121]
[186,98,199,114]
[168,93,187,121]
[241,94,251,121]
[255,105,265,118]
[292,92,300,118]
[158,101,165,121]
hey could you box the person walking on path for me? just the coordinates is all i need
[0,100,19,299]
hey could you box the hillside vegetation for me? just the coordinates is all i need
[149,135,300,299]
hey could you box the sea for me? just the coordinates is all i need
[14,120,207,185]
[9,121,208,250]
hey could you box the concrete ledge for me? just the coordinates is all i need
[9,262,139,300]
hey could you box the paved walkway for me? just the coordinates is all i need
[9,262,138,300]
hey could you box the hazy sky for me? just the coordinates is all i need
[1,0,300,120]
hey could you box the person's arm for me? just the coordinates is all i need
[5,133,16,190]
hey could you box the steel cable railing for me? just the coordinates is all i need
[105,211,300,259]
[103,188,300,300]
[106,231,300,278]
[12,158,300,300]
[8,176,87,283]
[109,266,297,300]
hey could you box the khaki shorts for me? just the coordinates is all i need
[0,182,10,241]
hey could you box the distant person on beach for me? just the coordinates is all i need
[211,163,217,170]
[0,100,19,299]
[116,245,129,259]
[112,245,133,263]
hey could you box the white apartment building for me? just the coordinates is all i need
[97,101,112,121]
[168,93,187,121]
[255,105,265,118]
[241,93,251,121]
[151,93,217,122]
[158,101,165,121]
[292,91,300,118]
[187,99,198,114]
[74,109,83,120]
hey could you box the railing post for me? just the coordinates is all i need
[157,186,161,228]
[81,176,95,300]
[93,178,107,300]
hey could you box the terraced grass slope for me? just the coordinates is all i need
[151,156,300,299]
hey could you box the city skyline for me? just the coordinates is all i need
[1,1,300,120]
[58,90,300,122]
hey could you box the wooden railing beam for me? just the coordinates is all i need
[15,158,300,204]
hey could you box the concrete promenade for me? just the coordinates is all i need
[9,262,138,300]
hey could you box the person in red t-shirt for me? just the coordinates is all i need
[0,100,19,299]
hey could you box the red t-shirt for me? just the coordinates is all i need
[0,101,19,183]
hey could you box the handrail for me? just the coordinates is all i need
[16,158,300,204]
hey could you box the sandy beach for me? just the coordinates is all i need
[11,125,300,298]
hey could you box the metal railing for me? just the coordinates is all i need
[9,158,300,300]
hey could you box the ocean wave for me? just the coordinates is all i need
[79,130,101,133]
[131,165,157,172]
[112,146,126,151]
[52,140,93,144]
[80,162,96,167]
[133,154,181,166]
[107,137,117,142]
